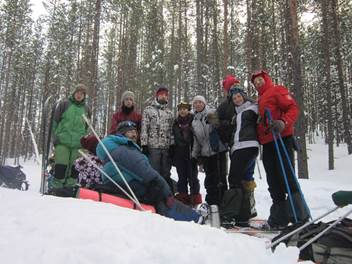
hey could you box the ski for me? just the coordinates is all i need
[225,226,280,237]
[40,96,57,194]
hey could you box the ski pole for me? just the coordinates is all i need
[267,206,339,249]
[82,114,143,211]
[299,207,352,252]
[264,108,298,223]
[256,158,262,180]
[277,133,312,220]
[78,150,144,210]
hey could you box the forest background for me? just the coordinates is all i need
[0,0,351,179]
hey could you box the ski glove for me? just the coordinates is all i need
[332,190,352,207]
[269,120,285,133]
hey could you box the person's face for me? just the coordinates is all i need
[193,100,205,112]
[74,90,85,102]
[253,76,265,91]
[157,93,168,104]
[232,93,244,106]
[123,97,134,108]
[178,107,189,117]
[124,129,138,143]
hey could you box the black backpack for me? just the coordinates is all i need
[0,165,29,191]
[272,218,352,263]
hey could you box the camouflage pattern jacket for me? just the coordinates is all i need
[141,100,174,149]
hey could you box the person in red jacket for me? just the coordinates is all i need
[108,91,142,139]
[251,70,309,229]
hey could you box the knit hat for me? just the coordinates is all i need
[192,95,206,105]
[80,135,99,155]
[177,101,191,111]
[229,87,247,98]
[74,83,87,94]
[222,74,240,92]
[116,121,137,135]
[155,86,169,97]
[121,91,135,104]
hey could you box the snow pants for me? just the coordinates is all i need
[203,152,228,206]
[174,158,199,195]
[148,148,173,192]
[263,136,309,227]
[54,144,80,186]
[228,147,258,189]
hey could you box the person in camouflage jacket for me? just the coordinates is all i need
[140,86,175,192]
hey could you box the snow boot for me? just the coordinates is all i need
[237,190,252,226]
[175,193,190,205]
[289,192,310,224]
[267,200,289,229]
[242,180,257,218]
[220,188,243,224]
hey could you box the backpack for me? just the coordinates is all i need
[272,218,352,263]
[0,165,29,191]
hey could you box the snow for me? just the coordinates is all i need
[1,139,352,264]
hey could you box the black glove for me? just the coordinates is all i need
[141,145,149,156]
[269,120,285,133]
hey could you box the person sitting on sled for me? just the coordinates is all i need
[73,134,103,188]
[251,70,310,229]
[96,121,204,223]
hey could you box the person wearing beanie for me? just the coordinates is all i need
[49,82,91,194]
[221,87,259,226]
[108,91,142,139]
[172,101,202,206]
[140,85,175,192]
[96,121,203,223]
[73,135,102,188]
[251,70,308,230]
[191,95,227,206]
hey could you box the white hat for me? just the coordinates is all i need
[121,91,135,104]
[192,95,207,105]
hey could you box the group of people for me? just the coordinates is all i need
[48,70,311,230]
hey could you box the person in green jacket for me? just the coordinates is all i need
[50,83,91,191]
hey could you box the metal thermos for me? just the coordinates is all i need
[209,204,221,228]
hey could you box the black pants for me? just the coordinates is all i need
[228,147,259,189]
[148,148,173,192]
[263,136,298,203]
[175,158,199,195]
[203,152,228,206]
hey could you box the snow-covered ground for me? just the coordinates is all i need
[1,139,351,264]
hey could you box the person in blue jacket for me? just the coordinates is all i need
[96,121,203,223]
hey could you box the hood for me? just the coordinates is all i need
[251,71,274,95]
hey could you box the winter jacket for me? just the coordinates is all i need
[230,101,259,154]
[256,72,299,144]
[216,97,235,145]
[96,134,171,198]
[172,114,194,160]
[192,106,226,158]
[108,106,142,135]
[140,100,174,149]
[52,96,91,148]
